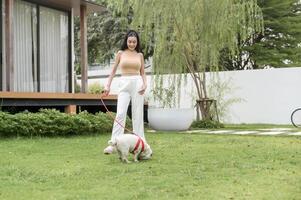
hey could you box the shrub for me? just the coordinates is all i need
[0,109,132,137]
[75,83,81,93]
[191,119,224,129]
[88,82,104,94]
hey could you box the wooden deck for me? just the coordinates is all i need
[0,91,117,100]
[0,92,118,114]
[0,92,148,115]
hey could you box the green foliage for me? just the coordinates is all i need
[74,0,129,66]
[149,87,177,108]
[244,0,301,68]
[75,83,81,93]
[207,77,244,122]
[121,0,263,74]
[88,82,104,94]
[0,109,132,137]
[191,119,224,129]
[75,82,104,94]
[112,0,263,113]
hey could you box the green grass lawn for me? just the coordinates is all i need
[0,132,300,200]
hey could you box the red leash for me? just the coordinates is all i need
[100,93,135,134]
[100,93,145,153]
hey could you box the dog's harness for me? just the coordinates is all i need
[132,135,145,154]
[100,93,145,155]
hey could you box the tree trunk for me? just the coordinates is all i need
[192,68,218,121]
[183,51,218,121]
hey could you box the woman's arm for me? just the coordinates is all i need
[103,51,122,96]
[138,53,147,95]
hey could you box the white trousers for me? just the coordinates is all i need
[110,75,145,142]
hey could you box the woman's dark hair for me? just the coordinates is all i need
[120,30,142,53]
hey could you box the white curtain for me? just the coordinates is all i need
[13,0,37,92]
[39,6,69,93]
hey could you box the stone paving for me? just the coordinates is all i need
[147,128,301,136]
[184,128,301,136]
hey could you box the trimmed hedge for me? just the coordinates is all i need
[0,109,132,137]
[191,119,224,129]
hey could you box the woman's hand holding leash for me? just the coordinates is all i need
[102,85,110,97]
[138,84,147,95]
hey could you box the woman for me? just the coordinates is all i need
[102,30,147,154]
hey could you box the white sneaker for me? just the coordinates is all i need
[103,145,116,154]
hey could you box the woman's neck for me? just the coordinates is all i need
[125,49,137,53]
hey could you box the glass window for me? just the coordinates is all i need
[11,0,69,93]
[13,0,37,92]
[39,6,69,92]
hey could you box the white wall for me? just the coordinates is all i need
[214,67,301,124]
[83,67,301,125]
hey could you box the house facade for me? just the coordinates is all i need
[1,0,104,93]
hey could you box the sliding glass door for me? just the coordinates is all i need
[39,6,69,92]
[13,0,37,92]
[12,0,70,93]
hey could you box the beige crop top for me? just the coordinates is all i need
[119,51,141,75]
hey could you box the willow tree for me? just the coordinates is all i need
[111,0,263,120]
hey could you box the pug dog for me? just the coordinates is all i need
[109,134,152,163]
